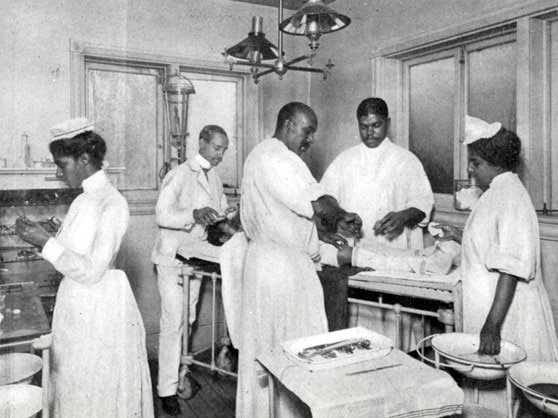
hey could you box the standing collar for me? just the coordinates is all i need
[82,170,108,193]
[360,137,393,152]
[195,153,211,170]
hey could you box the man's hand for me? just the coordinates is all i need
[318,230,348,250]
[374,208,425,241]
[193,207,224,226]
[15,217,51,249]
[337,212,362,241]
[373,211,407,241]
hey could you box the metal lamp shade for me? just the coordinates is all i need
[279,0,351,36]
[225,16,280,63]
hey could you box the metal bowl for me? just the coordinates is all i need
[0,384,42,418]
[0,353,42,385]
[508,361,558,417]
[431,333,526,380]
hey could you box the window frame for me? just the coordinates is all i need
[70,40,260,210]
[371,5,558,218]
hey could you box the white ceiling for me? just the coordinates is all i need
[228,0,336,11]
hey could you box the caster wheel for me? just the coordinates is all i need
[177,373,201,400]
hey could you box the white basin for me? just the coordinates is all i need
[0,384,42,418]
[431,333,526,380]
[508,361,558,417]
[0,353,42,385]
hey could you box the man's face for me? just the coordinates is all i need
[286,112,317,156]
[199,133,229,167]
[358,113,390,149]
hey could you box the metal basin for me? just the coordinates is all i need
[431,333,526,380]
[508,361,558,417]
[0,384,42,418]
[0,353,42,385]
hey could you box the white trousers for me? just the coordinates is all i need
[156,263,202,397]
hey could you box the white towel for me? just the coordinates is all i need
[219,231,248,348]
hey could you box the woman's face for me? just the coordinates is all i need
[54,155,88,188]
[467,150,503,189]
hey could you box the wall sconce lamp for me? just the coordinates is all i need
[223,0,350,84]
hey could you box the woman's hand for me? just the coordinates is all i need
[479,321,501,355]
[15,217,52,249]
[436,224,463,244]
[478,273,518,356]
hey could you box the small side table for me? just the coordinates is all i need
[258,344,464,417]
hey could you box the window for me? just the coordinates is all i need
[404,33,516,196]
[374,6,558,214]
[71,40,259,198]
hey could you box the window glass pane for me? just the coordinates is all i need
[409,57,455,194]
[183,74,239,188]
[87,64,161,191]
[467,41,516,131]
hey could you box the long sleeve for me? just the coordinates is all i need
[155,168,197,229]
[41,175,129,285]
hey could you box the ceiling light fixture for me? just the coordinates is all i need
[223,0,351,84]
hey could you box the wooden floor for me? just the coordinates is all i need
[149,357,237,418]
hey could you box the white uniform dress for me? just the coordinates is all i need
[462,172,558,358]
[151,155,228,397]
[238,138,328,418]
[320,139,434,350]
[461,172,558,411]
[320,138,434,249]
[41,170,153,417]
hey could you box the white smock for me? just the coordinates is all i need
[41,170,153,417]
[461,172,558,411]
[151,156,228,397]
[320,139,434,249]
[237,138,328,418]
[321,139,435,351]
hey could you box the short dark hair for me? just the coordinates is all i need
[468,127,522,171]
[275,102,317,131]
[199,125,228,143]
[357,98,389,119]
[49,131,106,169]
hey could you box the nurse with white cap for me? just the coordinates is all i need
[15,118,154,417]
[439,115,558,412]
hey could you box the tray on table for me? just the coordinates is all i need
[282,326,393,371]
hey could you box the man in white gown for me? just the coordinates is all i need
[237,102,362,417]
[320,97,435,349]
[151,125,231,415]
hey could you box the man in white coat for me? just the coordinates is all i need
[320,97,434,348]
[151,125,230,416]
[237,102,362,417]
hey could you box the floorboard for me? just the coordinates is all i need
[150,355,237,418]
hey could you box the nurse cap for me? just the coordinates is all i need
[463,115,501,145]
[50,117,94,140]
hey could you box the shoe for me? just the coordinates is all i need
[160,395,182,416]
